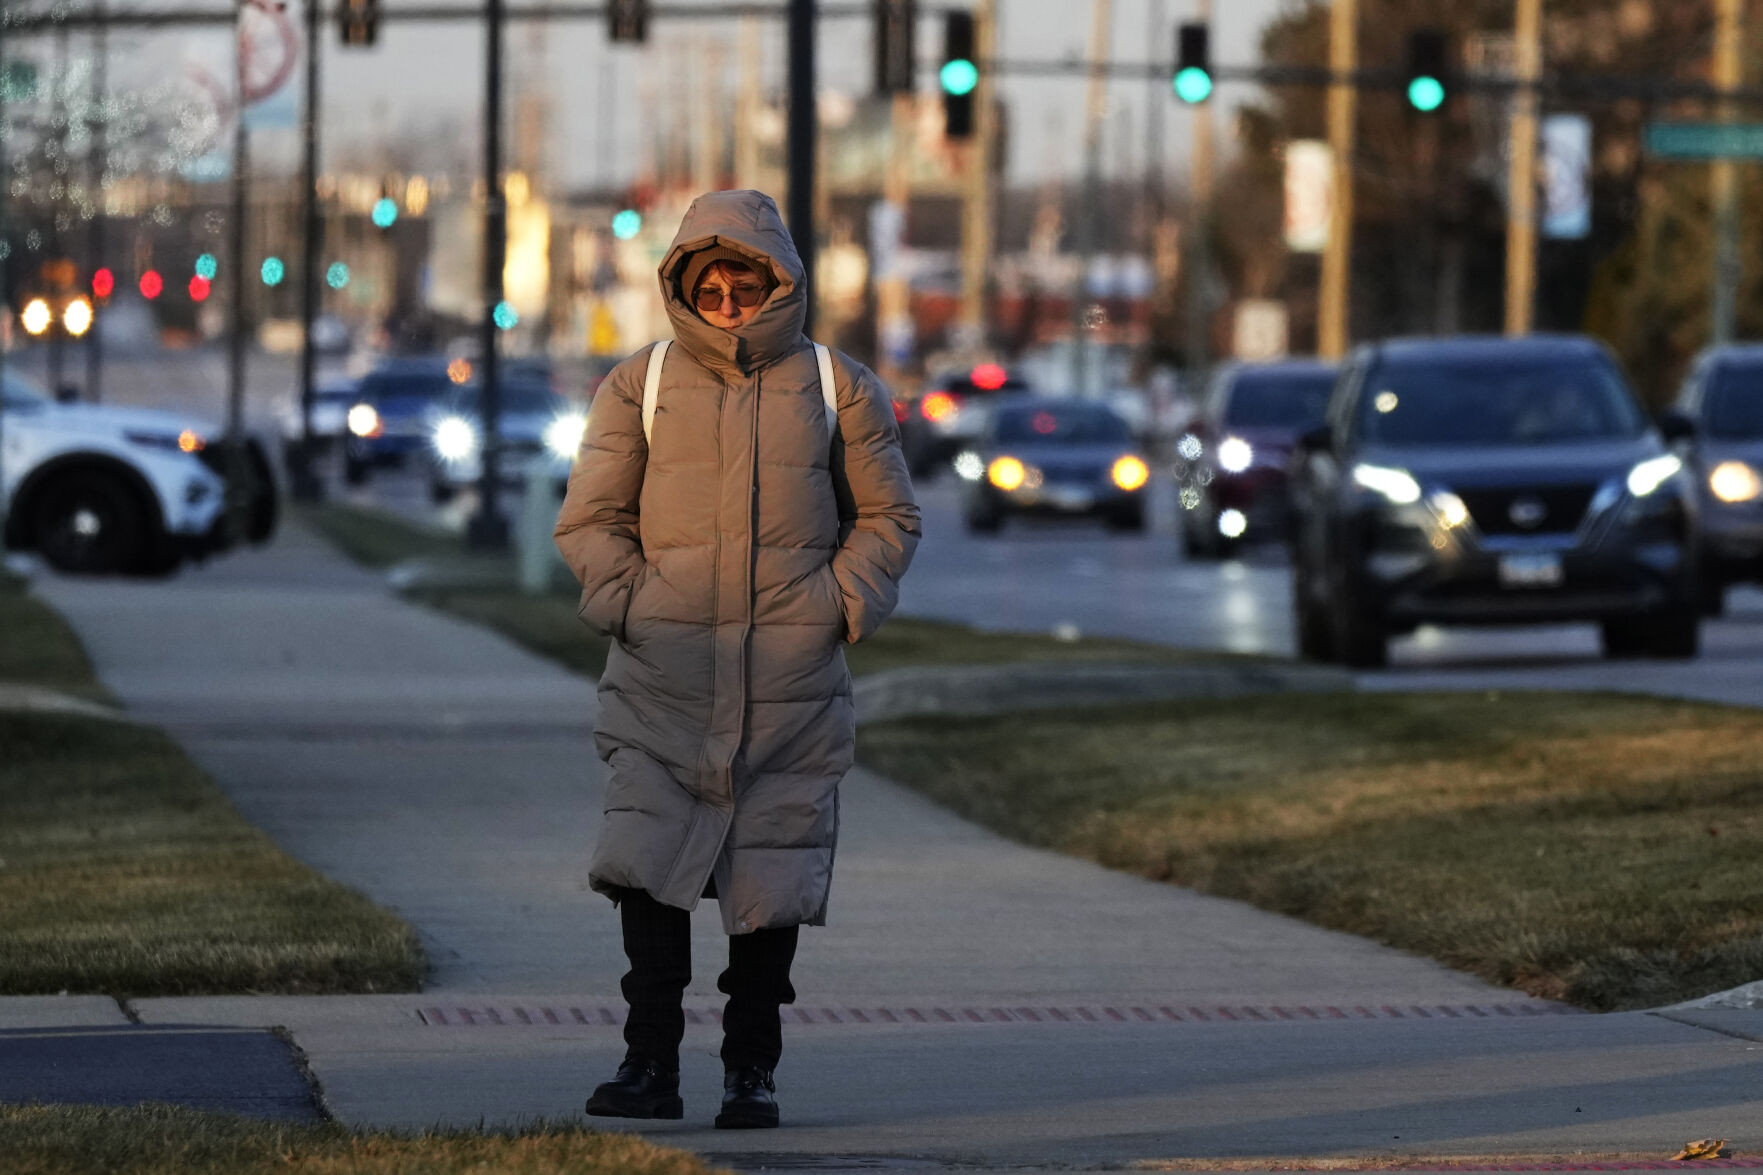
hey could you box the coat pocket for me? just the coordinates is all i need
[814,563,849,642]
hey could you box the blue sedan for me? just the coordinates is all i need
[954,398,1151,534]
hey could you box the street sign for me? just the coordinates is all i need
[1646,122,1763,160]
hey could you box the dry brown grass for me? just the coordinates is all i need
[858,691,1763,1010]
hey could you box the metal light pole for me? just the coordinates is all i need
[1184,0,1212,390]
[1069,0,1113,397]
[956,0,995,346]
[1712,0,1742,345]
[292,0,325,501]
[226,0,252,542]
[1504,0,1541,337]
[84,0,106,403]
[468,0,509,550]
[786,0,816,338]
[1317,0,1356,358]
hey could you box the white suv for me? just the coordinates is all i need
[1,372,273,574]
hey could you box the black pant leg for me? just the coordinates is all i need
[717,925,799,1072]
[617,889,691,1071]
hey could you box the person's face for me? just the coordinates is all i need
[693,262,768,329]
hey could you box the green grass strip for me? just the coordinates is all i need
[0,1104,721,1175]
[858,690,1763,1011]
[0,571,107,701]
[298,501,1242,680]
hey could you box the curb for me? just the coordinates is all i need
[853,659,1355,724]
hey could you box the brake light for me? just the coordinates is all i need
[920,391,958,423]
[892,399,909,424]
[970,363,1007,391]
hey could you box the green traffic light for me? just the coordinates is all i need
[1174,66,1213,104]
[194,252,218,280]
[940,58,978,97]
[326,261,350,290]
[371,197,398,229]
[611,209,642,240]
[1408,75,1446,112]
[260,257,285,286]
[493,300,519,331]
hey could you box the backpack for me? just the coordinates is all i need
[641,340,839,447]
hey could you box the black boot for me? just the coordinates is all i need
[585,1057,683,1120]
[714,1065,779,1129]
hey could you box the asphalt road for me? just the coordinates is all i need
[21,340,1763,707]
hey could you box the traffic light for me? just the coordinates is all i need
[139,270,163,300]
[372,197,398,229]
[611,208,643,240]
[874,0,916,96]
[1174,22,1213,104]
[91,267,114,300]
[940,11,977,139]
[338,0,378,48]
[1406,28,1449,113]
[608,0,647,44]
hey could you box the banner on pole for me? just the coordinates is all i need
[1283,140,1332,254]
[1540,114,1591,240]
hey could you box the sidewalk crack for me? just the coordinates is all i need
[1650,1010,1763,1043]
[114,996,141,1024]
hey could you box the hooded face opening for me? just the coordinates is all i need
[659,190,808,376]
[691,260,772,330]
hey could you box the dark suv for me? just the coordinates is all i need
[342,357,458,485]
[1672,345,1763,614]
[1289,336,1699,667]
[1176,359,1336,558]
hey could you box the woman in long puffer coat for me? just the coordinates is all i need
[554,190,920,1129]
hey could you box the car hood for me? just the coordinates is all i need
[24,400,217,441]
[1699,436,1763,466]
[983,441,1139,469]
[1360,436,1663,489]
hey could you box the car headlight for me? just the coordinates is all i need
[545,412,587,458]
[1710,460,1762,504]
[1626,454,1682,497]
[347,403,382,438]
[1351,463,1421,505]
[126,429,205,454]
[1175,432,1203,461]
[1428,490,1470,528]
[1216,436,1253,473]
[432,415,479,461]
[953,450,985,482]
[1111,454,1150,492]
[988,456,1027,491]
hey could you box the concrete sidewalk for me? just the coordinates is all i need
[15,522,1763,1171]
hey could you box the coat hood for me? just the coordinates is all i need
[658,190,806,378]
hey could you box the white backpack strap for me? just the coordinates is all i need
[813,342,838,442]
[641,340,670,444]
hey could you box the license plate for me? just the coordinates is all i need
[1045,486,1095,512]
[1498,552,1564,588]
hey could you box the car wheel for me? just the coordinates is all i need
[429,477,457,505]
[1698,576,1727,618]
[344,455,370,486]
[32,469,150,575]
[1181,520,1216,560]
[1599,618,1648,660]
[1292,568,1334,663]
[1329,578,1388,669]
[1643,607,1700,659]
[1105,503,1146,533]
[965,500,1004,535]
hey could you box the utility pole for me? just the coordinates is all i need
[226,0,251,541]
[468,0,508,550]
[1317,0,1355,358]
[85,0,106,404]
[1712,0,1742,345]
[292,0,324,501]
[786,0,816,338]
[1184,0,1212,389]
[733,16,761,188]
[1069,0,1112,397]
[956,0,995,347]
[1504,0,1541,337]
[876,91,912,384]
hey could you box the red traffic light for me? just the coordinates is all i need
[970,362,1007,390]
[92,267,115,299]
[188,275,212,302]
[139,270,163,299]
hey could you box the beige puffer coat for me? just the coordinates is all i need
[555,190,920,935]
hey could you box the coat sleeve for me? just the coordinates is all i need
[554,352,648,641]
[829,354,921,643]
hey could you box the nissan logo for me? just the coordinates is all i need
[1508,496,1547,528]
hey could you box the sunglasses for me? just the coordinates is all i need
[694,283,768,312]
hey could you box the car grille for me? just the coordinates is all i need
[1455,484,1597,535]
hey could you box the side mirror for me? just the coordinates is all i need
[1297,424,1334,455]
[1657,410,1696,445]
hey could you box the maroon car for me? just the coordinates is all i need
[1176,359,1337,558]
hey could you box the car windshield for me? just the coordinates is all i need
[1359,356,1647,446]
[1705,364,1763,439]
[362,371,454,404]
[445,384,564,416]
[1,373,47,408]
[1224,370,1333,431]
[993,404,1131,445]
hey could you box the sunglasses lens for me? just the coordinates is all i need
[694,286,767,311]
[694,289,721,311]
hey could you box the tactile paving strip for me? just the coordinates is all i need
[416,1002,1580,1027]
